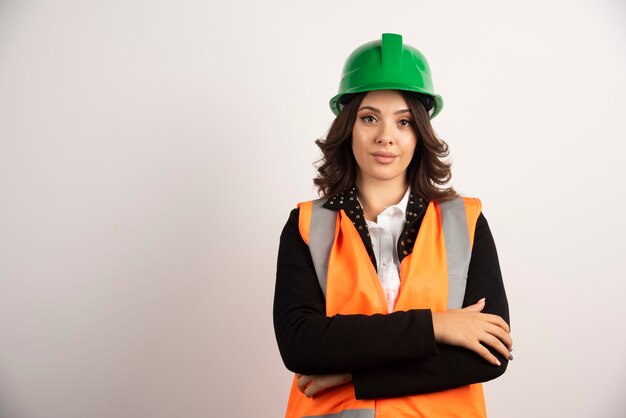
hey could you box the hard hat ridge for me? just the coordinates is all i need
[382,33,403,70]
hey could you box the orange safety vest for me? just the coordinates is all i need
[284,196,486,418]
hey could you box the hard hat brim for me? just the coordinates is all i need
[329,86,444,120]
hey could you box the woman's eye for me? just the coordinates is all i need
[361,115,376,123]
[399,119,413,126]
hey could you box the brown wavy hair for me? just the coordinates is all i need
[313,91,457,202]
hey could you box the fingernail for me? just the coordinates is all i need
[508,353,514,361]
[478,298,486,303]
[495,359,501,366]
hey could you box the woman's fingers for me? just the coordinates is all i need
[297,374,322,397]
[484,313,511,334]
[462,298,485,313]
[485,322,513,351]
[471,319,513,362]
[462,299,511,336]
[296,375,313,394]
[471,341,501,366]
[296,373,353,398]
[433,308,513,365]
[304,382,322,398]
[479,331,511,360]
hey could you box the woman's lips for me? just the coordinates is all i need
[371,151,398,164]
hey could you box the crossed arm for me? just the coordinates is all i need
[273,208,512,399]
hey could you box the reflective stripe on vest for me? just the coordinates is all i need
[308,197,472,309]
[302,408,374,418]
[440,198,471,309]
[308,198,336,298]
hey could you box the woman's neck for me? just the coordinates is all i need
[356,176,408,222]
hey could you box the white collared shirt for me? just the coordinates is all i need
[358,187,410,313]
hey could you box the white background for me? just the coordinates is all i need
[1,1,625,417]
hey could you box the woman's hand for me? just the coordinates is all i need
[296,373,352,398]
[432,298,513,365]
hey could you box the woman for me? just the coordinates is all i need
[273,33,512,418]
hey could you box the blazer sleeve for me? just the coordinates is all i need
[273,208,438,375]
[351,212,511,399]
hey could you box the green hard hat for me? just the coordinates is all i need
[329,33,444,119]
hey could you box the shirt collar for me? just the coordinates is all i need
[393,186,411,217]
[320,184,429,267]
[322,184,413,214]
[355,186,410,218]
[322,185,359,211]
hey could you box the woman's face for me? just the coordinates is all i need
[351,90,417,186]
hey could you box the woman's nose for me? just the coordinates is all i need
[376,123,394,145]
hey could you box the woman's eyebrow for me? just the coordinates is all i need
[358,105,411,115]
[358,105,380,113]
